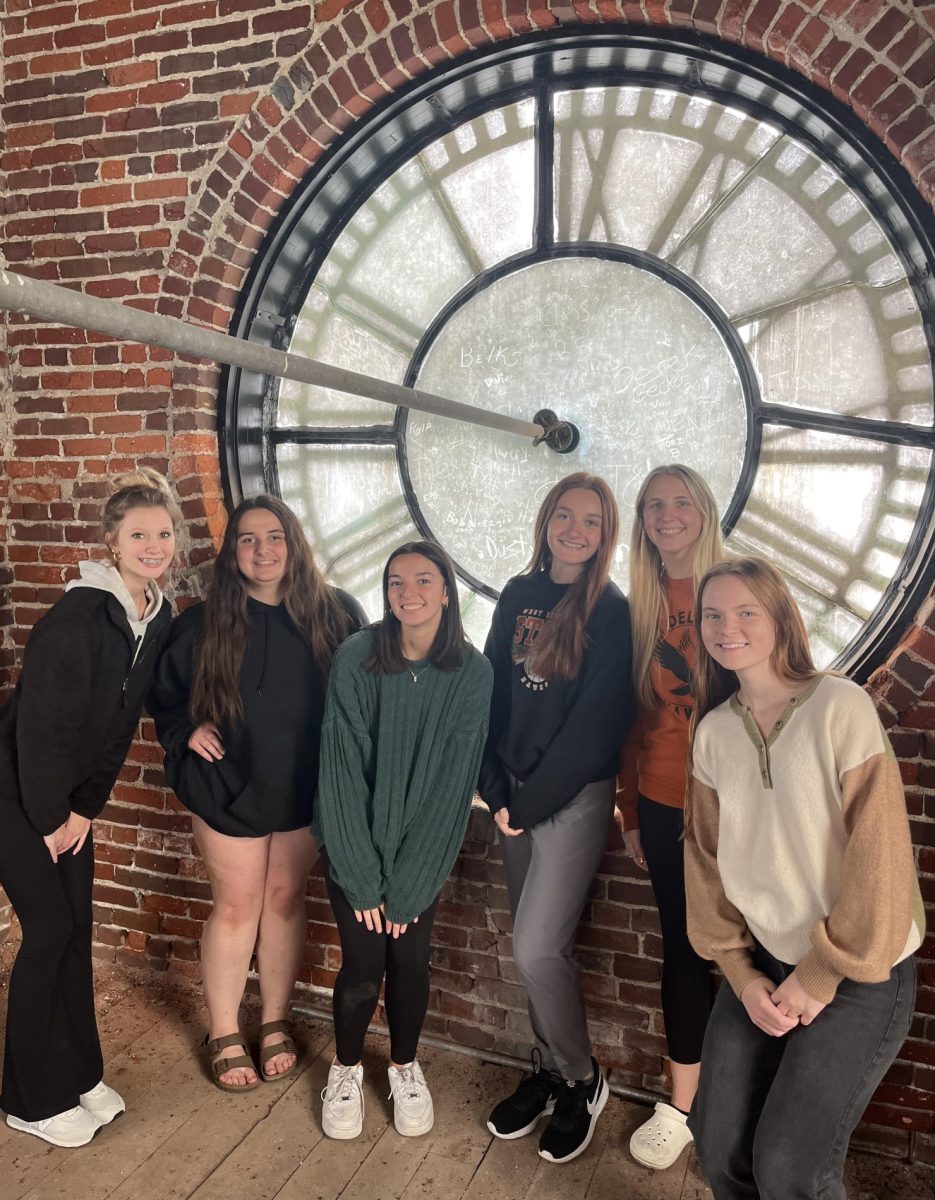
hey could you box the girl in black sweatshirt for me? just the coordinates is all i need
[150,496,364,1092]
[0,468,181,1148]
[480,473,633,1165]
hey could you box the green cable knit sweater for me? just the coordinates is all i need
[314,628,493,925]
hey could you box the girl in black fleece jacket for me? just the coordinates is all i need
[0,469,181,1148]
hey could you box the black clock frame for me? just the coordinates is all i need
[219,24,935,680]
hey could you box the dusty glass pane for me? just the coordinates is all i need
[553,87,781,253]
[776,582,862,671]
[277,443,416,621]
[420,99,535,269]
[740,280,934,425]
[307,172,475,362]
[280,286,408,427]
[459,585,496,653]
[728,426,930,660]
[670,138,904,318]
[342,181,473,326]
[411,257,746,593]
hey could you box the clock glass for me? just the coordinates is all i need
[225,33,935,676]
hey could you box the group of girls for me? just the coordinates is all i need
[0,464,922,1200]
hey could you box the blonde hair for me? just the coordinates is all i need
[101,467,183,545]
[685,557,819,834]
[629,465,724,710]
[523,473,619,682]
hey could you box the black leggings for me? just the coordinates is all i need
[323,858,439,1067]
[0,793,103,1121]
[639,794,713,1065]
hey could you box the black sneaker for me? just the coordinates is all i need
[487,1052,563,1139]
[537,1057,608,1163]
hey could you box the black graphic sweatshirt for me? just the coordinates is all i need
[478,571,634,829]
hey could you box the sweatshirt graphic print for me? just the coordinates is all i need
[653,576,695,723]
[512,606,551,693]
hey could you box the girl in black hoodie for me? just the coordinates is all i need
[150,496,364,1092]
[0,468,181,1147]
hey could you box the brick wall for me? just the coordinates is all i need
[1,0,933,1163]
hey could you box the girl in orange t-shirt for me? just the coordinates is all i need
[616,465,724,1171]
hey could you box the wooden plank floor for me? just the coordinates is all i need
[0,948,931,1200]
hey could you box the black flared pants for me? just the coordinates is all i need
[0,792,103,1122]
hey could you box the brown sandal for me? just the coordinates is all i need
[205,1033,260,1092]
[258,1020,299,1081]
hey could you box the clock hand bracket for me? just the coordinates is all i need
[532,409,581,454]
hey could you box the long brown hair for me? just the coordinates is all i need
[365,540,468,675]
[629,465,724,710]
[523,473,619,682]
[190,495,353,726]
[686,557,819,832]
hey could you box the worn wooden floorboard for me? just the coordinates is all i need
[0,950,932,1200]
[1,975,186,1199]
[187,1037,335,1200]
[589,1100,690,1200]
[18,1010,206,1200]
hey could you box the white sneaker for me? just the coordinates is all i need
[6,1105,102,1148]
[387,1061,434,1137]
[629,1101,693,1169]
[321,1062,364,1139]
[79,1080,126,1125]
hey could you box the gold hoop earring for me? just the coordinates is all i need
[110,546,120,562]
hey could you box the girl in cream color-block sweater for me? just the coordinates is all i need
[689,673,923,1005]
[684,557,923,1200]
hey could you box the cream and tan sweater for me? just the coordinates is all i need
[686,675,924,1004]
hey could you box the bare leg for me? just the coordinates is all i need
[255,827,318,1077]
[192,816,270,1087]
[670,1060,701,1112]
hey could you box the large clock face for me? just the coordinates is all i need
[225,33,935,676]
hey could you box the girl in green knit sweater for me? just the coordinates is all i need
[315,541,492,1142]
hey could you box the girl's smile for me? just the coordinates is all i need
[109,506,176,595]
[641,475,703,572]
[236,509,289,599]
[700,576,776,674]
[387,554,448,637]
[546,487,603,582]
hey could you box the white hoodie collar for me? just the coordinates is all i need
[66,559,164,640]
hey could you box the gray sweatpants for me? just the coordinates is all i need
[501,777,615,1081]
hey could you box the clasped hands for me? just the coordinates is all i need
[353,905,420,939]
[741,973,827,1037]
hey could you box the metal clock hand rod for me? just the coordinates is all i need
[0,270,579,454]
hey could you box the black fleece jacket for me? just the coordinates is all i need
[478,572,634,829]
[0,588,171,836]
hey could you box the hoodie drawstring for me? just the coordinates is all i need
[256,609,270,697]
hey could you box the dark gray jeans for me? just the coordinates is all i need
[689,942,917,1200]
[500,777,615,1082]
